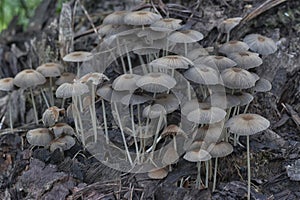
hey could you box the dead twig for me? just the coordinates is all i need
[281,103,300,127]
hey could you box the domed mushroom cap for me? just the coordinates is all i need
[142,104,167,119]
[187,47,209,61]
[50,122,74,138]
[98,24,132,37]
[194,56,218,69]
[187,103,227,124]
[184,65,219,85]
[218,17,242,33]
[218,40,249,55]
[154,93,179,114]
[14,69,46,89]
[193,123,225,144]
[96,83,113,101]
[225,113,270,136]
[162,145,179,165]
[80,72,109,85]
[112,74,141,91]
[207,55,237,70]
[184,149,211,162]
[148,167,168,179]
[233,92,254,106]
[0,77,14,91]
[63,51,93,62]
[228,51,263,69]
[207,141,233,158]
[103,11,129,25]
[221,67,259,89]
[136,72,176,93]
[26,128,54,146]
[121,93,152,105]
[243,34,277,55]
[168,30,204,43]
[42,106,64,127]
[150,18,182,32]
[50,135,75,152]
[253,78,272,92]
[150,55,194,69]
[56,80,89,98]
[161,124,187,138]
[124,11,162,26]
[205,92,240,109]
[55,72,76,85]
[36,63,62,77]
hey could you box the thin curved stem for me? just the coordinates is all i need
[247,135,251,200]
[30,88,39,125]
[212,157,218,192]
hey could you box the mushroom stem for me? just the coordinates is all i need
[125,44,133,74]
[212,157,218,192]
[91,84,97,142]
[244,103,250,114]
[247,135,251,200]
[114,102,133,165]
[150,112,164,159]
[116,37,127,74]
[40,89,50,108]
[8,93,13,131]
[30,88,39,125]
[101,99,109,144]
[196,161,202,189]
[205,160,209,188]
[77,62,80,77]
[49,77,54,106]
[187,81,191,100]
[184,43,188,57]
[131,104,140,163]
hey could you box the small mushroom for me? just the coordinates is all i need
[63,51,93,77]
[103,11,129,25]
[228,51,263,69]
[147,167,168,179]
[26,128,54,146]
[50,122,74,138]
[14,69,46,124]
[50,135,75,152]
[124,11,162,26]
[42,106,64,127]
[218,40,249,55]
[0,77,15,131]
[243,33,277,55]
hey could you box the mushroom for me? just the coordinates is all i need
[218,40,249,55]
[150,18,182,32]
[206,55,237,71]
[148,167,168,179]
[207,141,233,192]
[225,113,270,200]
[80,73,109,142]
[253,78,272,93]
[136,72,176,94]
[187,103,227,124]
[63,51,93,77]
[42,106,64,127]
[102,11,129,25]
[26,128,54,146]
[50,135,75,152]
[14,69,46,125]
[218,17,242,42]
[184,147,212,189]
[0,77,14,131]
[124,11,162,26]
[187,47,209,61]
[220,67,259,90]
[228,51,263,69]
[243,33,277,55]
[50,122,74,138]
[168,29,204,56]
[36,62,62,106]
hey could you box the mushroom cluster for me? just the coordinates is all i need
[1,6,276,200]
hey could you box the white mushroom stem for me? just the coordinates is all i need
[150,112,164,159]
[212,157,218,192]
[131,104,140,163]
[73,96,85,146]
[77,62,80,77]
[247,135,251,200]
[49,77,54,106]
[184,43,188,57]
[91,84,97,142]
[116,37,127,74]
[196,161,202,189]
[101,99,109,144]
[8,93,13,131]
[114,102,133,165]
[124,44,133,74]
[187,82,191,101]
[40,89,50,108]
[205,160,209,188]
[29,88,39,125]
